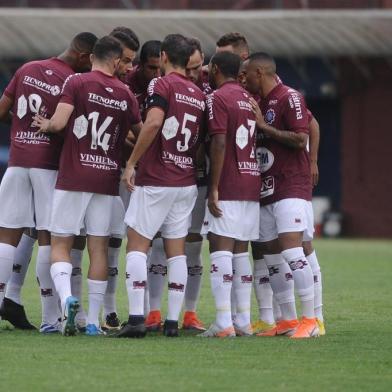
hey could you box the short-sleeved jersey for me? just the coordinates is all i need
[125,66,149,117]
[3,58,74,170]
[56,70,141,196]
[256,83,311,205]
[135,72,206,187]
[207,81,261,202]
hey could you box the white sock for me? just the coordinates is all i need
[70,248,85,319]
[147,238,167,311]
[307,250,323,321]
[144,247,151,316]
[50,261,72,312]
[125,251,147,316]
[36,246,61,325]
[273,296,282,322]
[210,251,233,329]
[5,234,35,305]
[0,243,16,304]
[264,254,297,321]
[184,241,203,312]
[253,258,274,324]
[167,255,187,321]
[103,246,120,317]
[231,274,236,323]
[232,252,252,328]
[87,279,107,327]
[282,247,315,319]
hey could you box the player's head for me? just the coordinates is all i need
[160,34,193,72]
[185,37,204,84]
[238,58,250,89]
[68,32,98,73]
[139,40,162,81]
[110,30,139,81]
[208,51,241,90]
[110,26,140,51]
[216,32,249,61]
[246,52,276,95]
[91,35,123,75]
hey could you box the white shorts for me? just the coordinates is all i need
[110,196,126,239]
[303,201,315,242]
[0,167,57,230]
[201,200,260,241]
[189,185,207,234]
[258,198,313,242]
[50,190,115,237]
[125,185,198,240]
[119,175,131,210]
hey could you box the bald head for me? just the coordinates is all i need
[70,32,98,55]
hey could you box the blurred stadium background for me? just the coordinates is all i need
[0,0,391,238]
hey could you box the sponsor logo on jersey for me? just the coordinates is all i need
[260,175,275,198]
[105,87,114,93]
[288,91,303,119]
[268,99,278,105]
[15,131,51,145]
[88,93,127,111]
[175,93,205,111]
[79,153,118,171]
[45,69,53,75]
[162,150,194,169]
[256,147,274,173]
[237,100,252,111]
[23,75,60,96]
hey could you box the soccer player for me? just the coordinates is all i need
[200,51,261,338]
[216,32,250,61]
[145,37,209,332]
[0,32,97,331]
[246,52,319,338]
[118,34,206,338]
[33,35,142,336]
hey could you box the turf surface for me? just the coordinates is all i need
[1,239,391,391]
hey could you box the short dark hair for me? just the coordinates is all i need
[110,26,140,51]
[216,32,248,51]
[187,37,202,55]
[210,51,241,79]
[161,34,193,68]
[110,31,139,52]
[248,52,276,74]
[71,32,98,54]
[92,36,123,62]
[140,40,161,64]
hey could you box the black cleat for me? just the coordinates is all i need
[0,297,36,330]
[116,316,146,338]
[101,312,121,331]
[163,320,179,337]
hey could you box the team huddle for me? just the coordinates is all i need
[0,28,324,339]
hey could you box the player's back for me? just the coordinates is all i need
[208,81,260,201]
[4,57,74,170]
[56,70,140,196]
[136,72,206,187]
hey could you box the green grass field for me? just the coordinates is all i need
[1,239,391,391]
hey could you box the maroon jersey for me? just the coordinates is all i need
[256,83,311,205]
[56,70,141,195]
[125,66,149,117]
[135,72,206,187]
[196,69,213,95]
[4,58,74,170]
[207,81,261,202]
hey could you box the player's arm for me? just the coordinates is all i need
[0,94,13,124]
[122,108,164,191]
[33,103,74,134]
[309,116,320,187]
[250,97,308,149]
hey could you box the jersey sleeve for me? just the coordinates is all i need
[3,72,19,100]
[145,77,169,113]
[206,92,228,136]
[282,90,309,134]
[59,74,78,106]
[127,91,142,125]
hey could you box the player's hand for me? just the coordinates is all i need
[125,130,136,148]
[311,161,319,187]
[32,114,50,134]
[208,189,222,218]
[249,97,267,129]
[122,165,136,192]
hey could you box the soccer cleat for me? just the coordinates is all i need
[317,319,326,336]
[101,312,121,331]
[85,324,106,336]
[198,323,236,338]
[145,310,162,332]
[0,297,36,330]
[39,321,62,334]
[234,324,253,336]
[251,320,276,334]
[163,320,179,337]
[76,318,87,333]
[61,296,79,337]
[116,316,146,338]
[182,311,206,331]
[257,319,299,337]
[290,317,319,339]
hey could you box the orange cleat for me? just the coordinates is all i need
[145,310,162,332]
[256,319,299,337]
[197,323,236,338]
[290,317,319,339]
[182,311,206,331]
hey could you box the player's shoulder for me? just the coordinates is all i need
[279,84,304,101]
[147,76,164,96]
